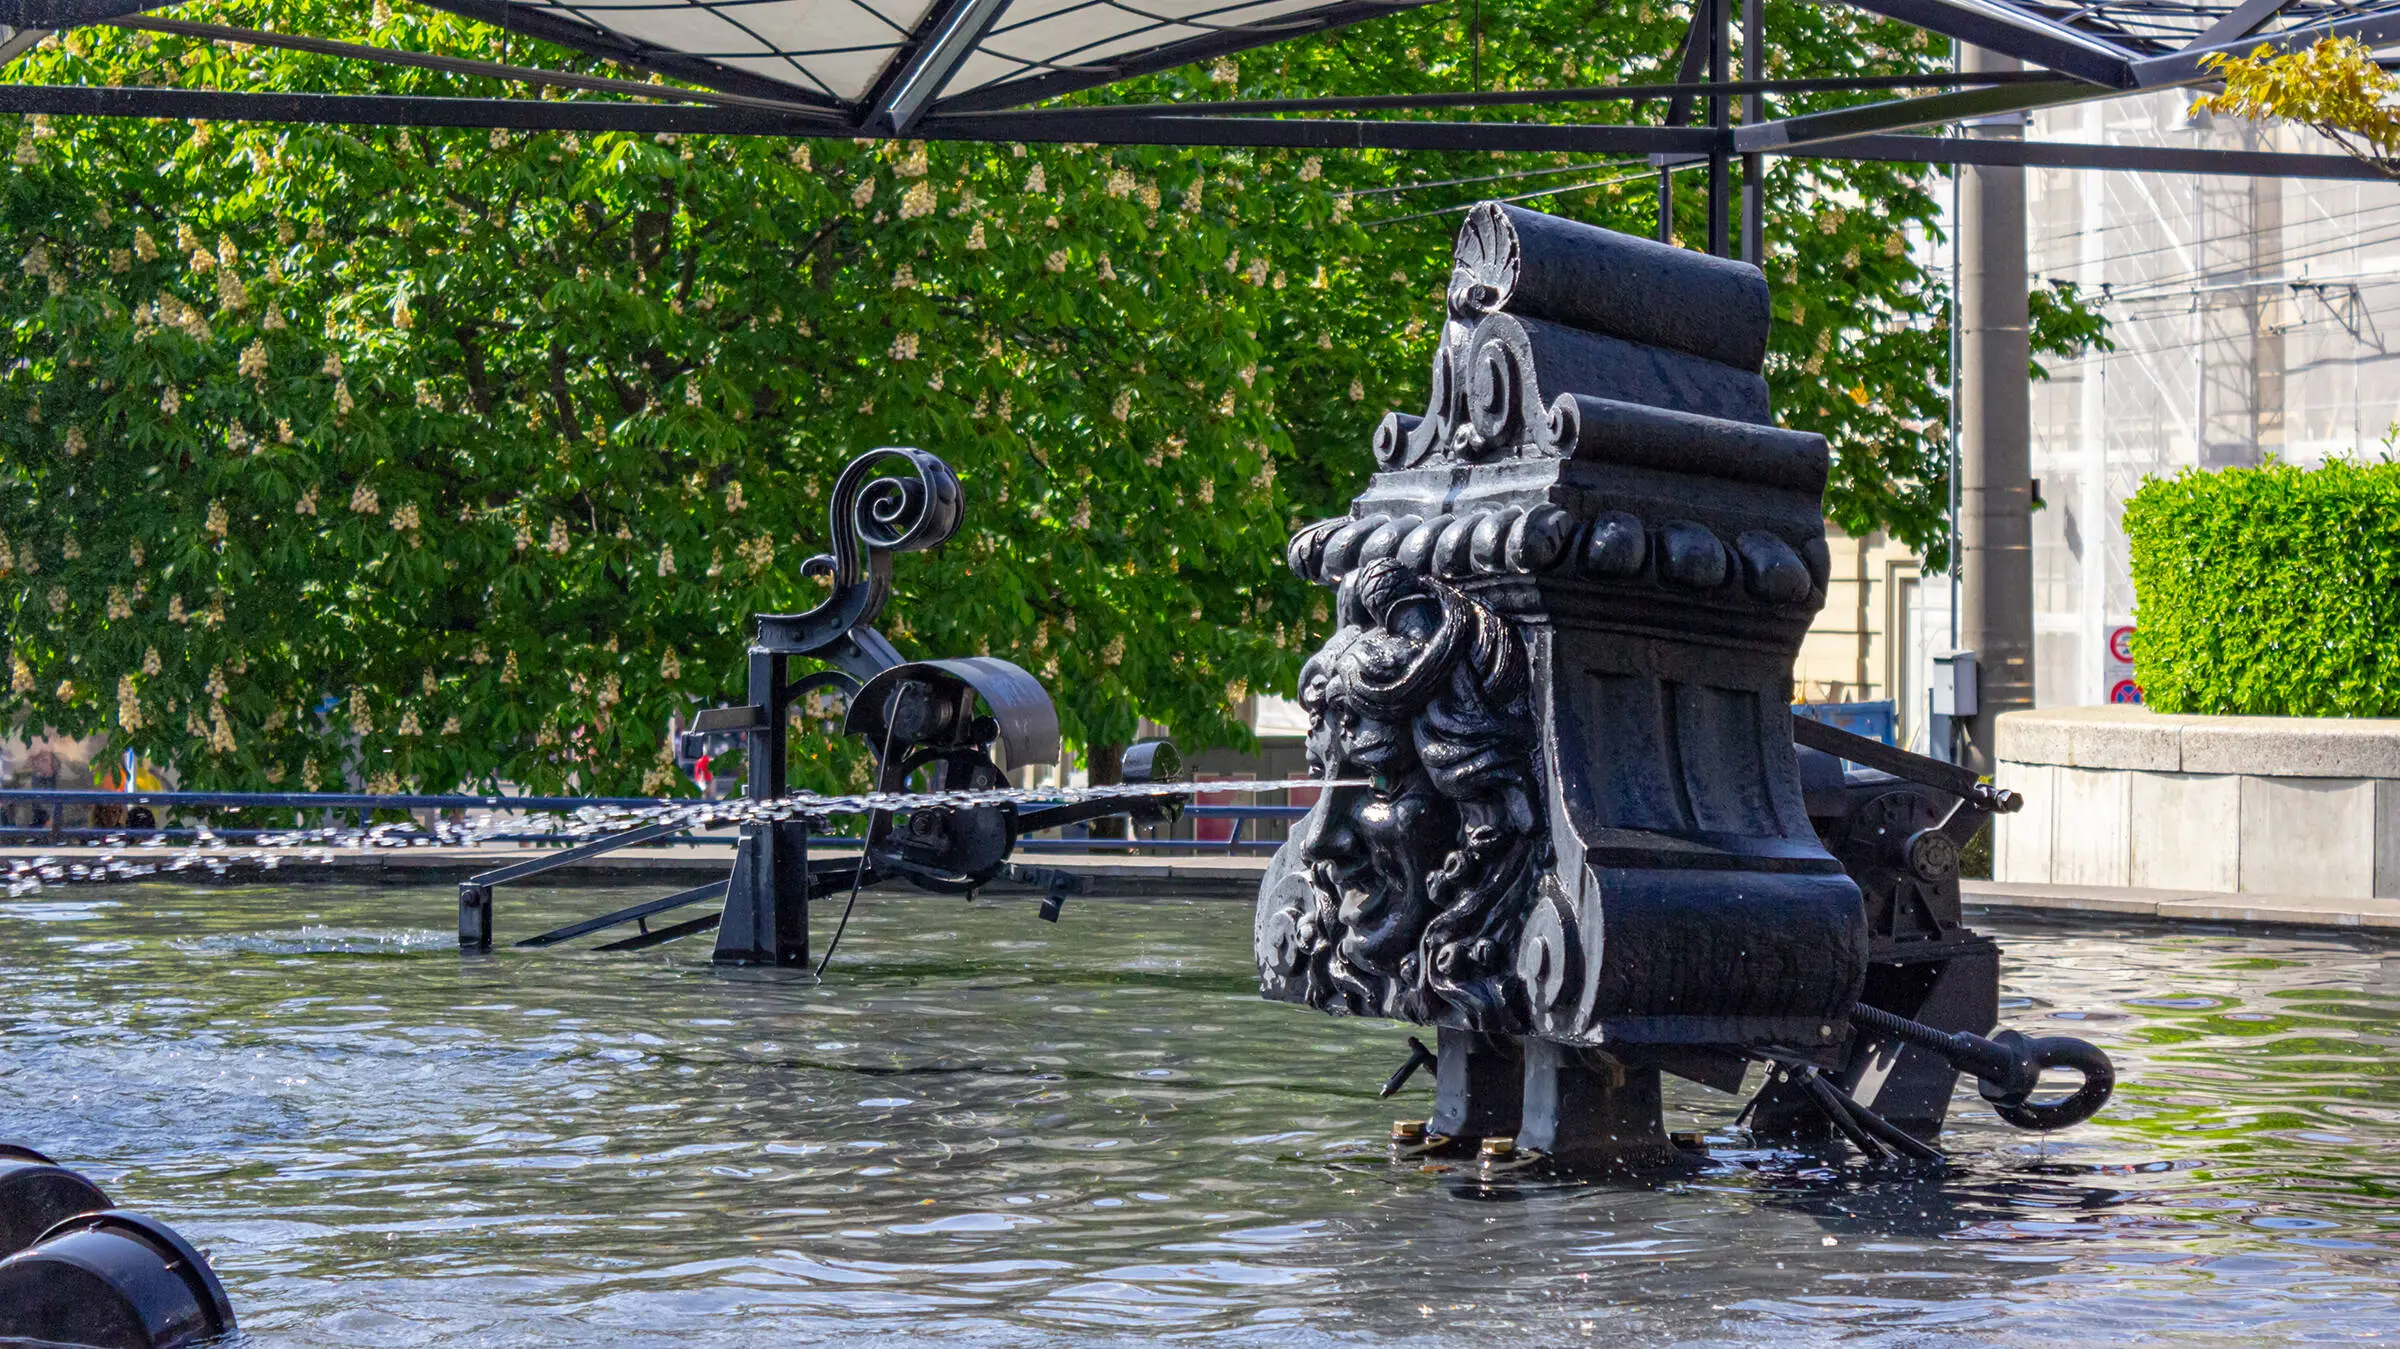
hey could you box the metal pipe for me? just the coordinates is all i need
[1955,44,2035,773]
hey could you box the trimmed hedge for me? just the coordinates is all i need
[2124,459,2400,717]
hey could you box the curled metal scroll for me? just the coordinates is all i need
[758,447,964,667]
[807,446,965,592]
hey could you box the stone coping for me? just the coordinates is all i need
[1995,704,2400,778]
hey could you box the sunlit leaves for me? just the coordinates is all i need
[2198,38,2400,177]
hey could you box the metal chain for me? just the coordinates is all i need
[3,777,1347,897]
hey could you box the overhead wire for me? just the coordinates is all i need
[1366,161,1704,228]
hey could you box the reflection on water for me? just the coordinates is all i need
[2,882,2395,1346]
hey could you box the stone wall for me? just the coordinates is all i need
[1995,705,2400,899]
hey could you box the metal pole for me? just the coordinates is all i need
[1740,0,1764,264]
[1658,165,1675,244]
[1955,44,2033,773]
[1707,0,1731,256]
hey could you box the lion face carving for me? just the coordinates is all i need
[1257,558,1544,1031]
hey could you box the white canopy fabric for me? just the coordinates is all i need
[431,0,1433,126]
[507,0,1395,103]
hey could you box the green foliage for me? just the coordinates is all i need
[0,0,2107,793]
[2124,458,2400,716]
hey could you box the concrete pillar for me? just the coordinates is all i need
[1956,46,2033,773]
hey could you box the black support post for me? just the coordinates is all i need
[1707,0,1732,257]
[714,646,810,965]
[1517,1041,1678,1167]
[457,883,492,951]
[712,818,813,966]
[746,648,788,802]
[1741,0,1765,263]
[1427,1028,1524,1143]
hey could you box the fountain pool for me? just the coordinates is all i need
[3,881,2395,1346]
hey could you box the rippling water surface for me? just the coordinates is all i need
[3,880,2396,1346]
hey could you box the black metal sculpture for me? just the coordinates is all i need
[1262,203,2111,1168]
[457,446,1181,961]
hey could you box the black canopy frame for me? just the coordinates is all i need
[1,0,2395,256]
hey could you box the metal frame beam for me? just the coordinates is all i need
[926,109,1724,153]
[861,0,1013,134]
[2132,7,2400,85]
[0,80,2382,179]
[1791,129,2387,178]
[1735,77,2103,151]
[0,82,844,132]
[978,69,2067,119]
[2186,0,2289,50]
[0,23,46,63]
[1828,0,2136,86]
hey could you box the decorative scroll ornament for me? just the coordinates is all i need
[757,446,965,668]
[1256,559,1543,1031]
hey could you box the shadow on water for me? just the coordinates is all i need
[2,883,2396,1346]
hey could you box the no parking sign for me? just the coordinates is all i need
[2105,623,2142,704]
